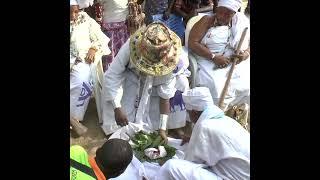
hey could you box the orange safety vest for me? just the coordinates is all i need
[88,157,107,180]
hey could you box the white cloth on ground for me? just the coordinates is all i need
[98,0,129,23]
[194,12,250,110]
[101,40,190,135]
[184,105,250,179]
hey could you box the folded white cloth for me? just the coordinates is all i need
[144,146,167,160]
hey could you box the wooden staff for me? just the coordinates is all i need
[218,27,248,109]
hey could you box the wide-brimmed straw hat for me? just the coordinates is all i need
[129,22,182,76]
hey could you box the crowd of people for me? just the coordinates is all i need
[70,0,250,179]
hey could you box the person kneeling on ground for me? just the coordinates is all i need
[156,87,250,180]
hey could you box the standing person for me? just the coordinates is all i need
[70,0,110,124]
[156,87,250,180]
[70,138,133,180]
[101,22,190,141]
[95,0,130,71]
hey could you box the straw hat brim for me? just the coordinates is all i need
[129,26,182,77]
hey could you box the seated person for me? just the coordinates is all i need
[188,0,250,110]
[70,0,110,124]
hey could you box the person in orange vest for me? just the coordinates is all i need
[70,138,133,180]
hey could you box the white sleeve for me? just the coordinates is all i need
[156,76,177,99]
[88,16,111,56]
[184,120,221,166]
[103,40,131,106]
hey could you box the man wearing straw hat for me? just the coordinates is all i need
[101,22,190,141]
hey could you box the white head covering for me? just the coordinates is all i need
[70,0,93,9]
[182,87,214,111]
[217,0,242,12]
[70,0,78,6]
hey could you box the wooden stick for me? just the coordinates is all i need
[218,27,248,109]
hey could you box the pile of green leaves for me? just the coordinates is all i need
[130,131,176,164]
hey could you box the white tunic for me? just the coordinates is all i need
[101,40,190,135]
[98,0,129,23]
[184,105,250,179]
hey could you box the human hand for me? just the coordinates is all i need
[180,135,190,146]
[231,50,249,64]
[85,48,96,64]
[114,108,129,127]
[212,55,230,68]
[159,129,168,144]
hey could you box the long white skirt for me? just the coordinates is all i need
[70,62,93,121]
[196,57,250,110]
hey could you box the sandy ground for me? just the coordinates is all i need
[70,99,108,156]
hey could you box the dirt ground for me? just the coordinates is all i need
[70,99,108,156]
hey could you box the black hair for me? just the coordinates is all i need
[189,0,201,5]
[95,138,133,178]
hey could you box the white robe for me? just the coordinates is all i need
[184,105,250,179]
[194,12,250,110]
[101,41,190,135]
[70,11,110,121]
[156,159,222,180]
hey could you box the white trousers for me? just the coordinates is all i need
[155,159,222,180]
[70,62,93,121]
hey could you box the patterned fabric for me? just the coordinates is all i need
[101,21,130,71]
[152,14,185,42]
[70,11,110,62]
[169,90,186,112]
[144,0,169,24]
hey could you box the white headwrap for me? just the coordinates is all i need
[70,0,93,9]
[217,0,242,12]
[182,87,214,111]
[70,0,78,6]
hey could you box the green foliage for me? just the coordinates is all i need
[130,131,176,164]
